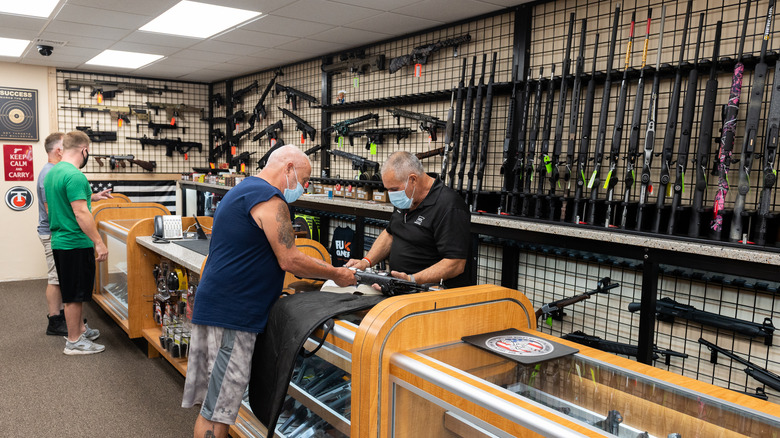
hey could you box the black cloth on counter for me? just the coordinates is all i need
[248,292,384,429]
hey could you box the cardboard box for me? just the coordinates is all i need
[333,184,345,197]
[373,190,387,203]
[322,184,335,198]
[344,185,356,199]
[313,183,324,194]
[356,187,371,201]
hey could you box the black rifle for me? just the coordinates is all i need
[629,297,775,345]
[145,102,203,123]
[278,107,317,142]
[534,65,556,218]
[64,79,182,100]
[536,277,618,321]
[256,143,284,170]
[321,51,385,74]
[125,136,202,157]
[210,128,225,145]
[699,337,780,392]
[325,113,379,138]
[466,54,487,206]
[731,1,776,243]
[636,6,667,231]
[212,124,253,162]
[252,120,284,143]
[585,4,620,225]
[351,269,434,296]
[440,92,455,184]
[93,154,156,172]
[388,34,471,74]
[231,80,259,106]
[304,145,322,156]
[668,13,705,235]
[711,2,752,238]
[254,69,283,121]
[448,58,468,188]
[227,110,247,126]
[328,149,380,178]
[457,56,477,192]
[620,10,654,229]
[60,104,149,125]
[473,52,497,212]
[563,331,688,365]
[522,68,544,217]
[75,126,116,142]
[603,12,636,228]
[509,73,532,216]
[345,128,413,150]
[560,19,587,222]
[571,34,599,224]
[757,61,780,245]
[652,0,693,234]
[210,93,224,109]
[549,13,576,220]
[689,22,723,237]
[387,108,447,142]
[498,65,520,215]
[137,121,185,136]
[231,151,256,169]
[274,83,318,111]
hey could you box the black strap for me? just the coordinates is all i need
[301,318,334,358]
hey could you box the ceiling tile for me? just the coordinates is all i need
[310,26,392,45]
[178,68,234,82]
[108,41,181,57]
[37,31,116,50]
[122,31,201,49]
[213,29,297,47]
[276,38,349,55]
[201,0,286,14]
[347,12,442,35]
[65,0,175,15]
[54,4,152,30]
[394,0,502,23]
[170,49,237,64]
[272,0,382,26]
[328,0,422,11]
[21,58,81,68]
[0,14,47,31]
[191,40,266,56]
[239,15,334,38]
[226,54,280,67]
[0,27,40,40]
[44,20,132,40]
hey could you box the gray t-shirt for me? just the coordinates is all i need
[37,161,54,235]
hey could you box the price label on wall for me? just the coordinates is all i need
[4,144,33,181]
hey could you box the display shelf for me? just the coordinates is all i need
[288,382,350,436]
[92,293,130,332]
[142,326,188,376]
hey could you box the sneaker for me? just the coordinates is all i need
[64,334,105,356]
[46,314,68,336]
[83,322,100,341]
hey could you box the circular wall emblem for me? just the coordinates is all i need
[485,335,555,356]
[5,186,34,211]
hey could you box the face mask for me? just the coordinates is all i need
[79,148,89,169]
[283,166,304,203]
[388,176,415,210]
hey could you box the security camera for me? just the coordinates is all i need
[37,45,53,56]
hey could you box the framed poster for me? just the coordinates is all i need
[4,144,33,181]
[0,87,39,141]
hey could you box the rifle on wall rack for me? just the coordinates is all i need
[253,120,284,144]
[549,13,575,221]
[521,67,544,217]
[92,154,156,172]
[441,92,455,184]
[711,1,752,238]
[138,121,185,136]
[232,80,259,106]
[699,337,780,392]
[509,73,532,216]
[668,12,705,235]
[75,125,116,142]
[126,136,202,157]
[448,58,468,188]
[498,65,520,215]
[653,0,693,234]
[343,128,413,150]
[321,51,385,75]
[635,6,667,231]
[275,83,318,110]
[571,34,599,224]
[457,56,477,192]
[730,0,776,243]
[564,331,688,365]
[64,79,183,100]
[388,34,472,74]
[756,59,780,245]
[603,11,636,228]
[534,65,556,219]
[585,4,621,225]
[466,54,487,206]
[145,102,203,124]
[620,10,654,229]
[387,108,447,142]
[473,52,497,212]
[279,107,317,143]
[254,69,283,121]
[536,277,619,322]
[326,113,380,139]
[560,19,587,222]
[689,21,724,237]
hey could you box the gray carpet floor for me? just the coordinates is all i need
[1,279,198,437]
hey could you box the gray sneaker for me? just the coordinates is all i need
[64,334,105,356]
[83,323,100,341]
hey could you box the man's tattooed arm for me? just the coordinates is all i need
[276,203,295,249]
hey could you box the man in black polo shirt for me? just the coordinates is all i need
[346,151,471,288]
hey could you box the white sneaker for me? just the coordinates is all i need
[83,322,100,341]
[63,333,105,355]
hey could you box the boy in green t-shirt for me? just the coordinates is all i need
[44,131,109,355]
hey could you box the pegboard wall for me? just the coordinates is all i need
[57,70,210,174]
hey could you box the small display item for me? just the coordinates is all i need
[462,328,578,365]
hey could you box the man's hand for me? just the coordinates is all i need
[344,258,369,270]
[95,241,108,262]
[390,270,413,282]
[92,188,113,201]
[332,267,357,287]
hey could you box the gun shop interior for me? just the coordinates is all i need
[2,0,780,437]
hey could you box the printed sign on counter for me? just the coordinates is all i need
[4,144,33,181]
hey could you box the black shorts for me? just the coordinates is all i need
[52,247,95,303]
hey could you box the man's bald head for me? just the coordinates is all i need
[266,144,311,171]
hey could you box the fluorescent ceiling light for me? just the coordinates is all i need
[0,0,59,18]
[140,1,261,39]
[85,50,164,69]
[0,37,30,57]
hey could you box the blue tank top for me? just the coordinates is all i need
[192,176,286,333]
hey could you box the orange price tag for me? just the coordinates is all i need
[240,163,246,173]
[117,118,123,128]
[231,146,237,155]
[414,63,422,77]
[300,133,305,144]
[170,117,176,125]
[96,93,103,104]
[184,153,189,161]
[209,162,215,169]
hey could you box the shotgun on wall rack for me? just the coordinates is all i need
[571,33,600,224]
[448,58,469,189]
[457,56,477,193]
[466,54,488,206]
[536,277,619,322]
[757,60,780,245]
[509,73,532,216]
[699,337,780,392]
[549,13,575,220]
[473,52,498,212]
[560,18,587,222]
[441,92,455,185]
[534,65,556,219]
[498,65,520,215]
[521,67,544,217]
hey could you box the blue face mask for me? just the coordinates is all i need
[283,167,304,203]
[388,175,414,209]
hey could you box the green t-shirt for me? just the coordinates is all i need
[43,162,93,250]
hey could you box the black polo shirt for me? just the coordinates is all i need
[386,178,472,288]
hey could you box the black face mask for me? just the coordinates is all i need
[80,148,89,169]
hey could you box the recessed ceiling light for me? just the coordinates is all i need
[85,50,164,69]
[140,1,261,39]
[0,0,59,18]
[0,37,30,57]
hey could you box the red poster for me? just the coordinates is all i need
[4,144,33,181]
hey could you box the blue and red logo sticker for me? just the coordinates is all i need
[485,335,555,356]
[5,186,33,211]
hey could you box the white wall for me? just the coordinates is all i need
[0,62,56,282]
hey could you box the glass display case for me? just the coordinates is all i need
[390,340,780,437]
[96,219,142,332]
